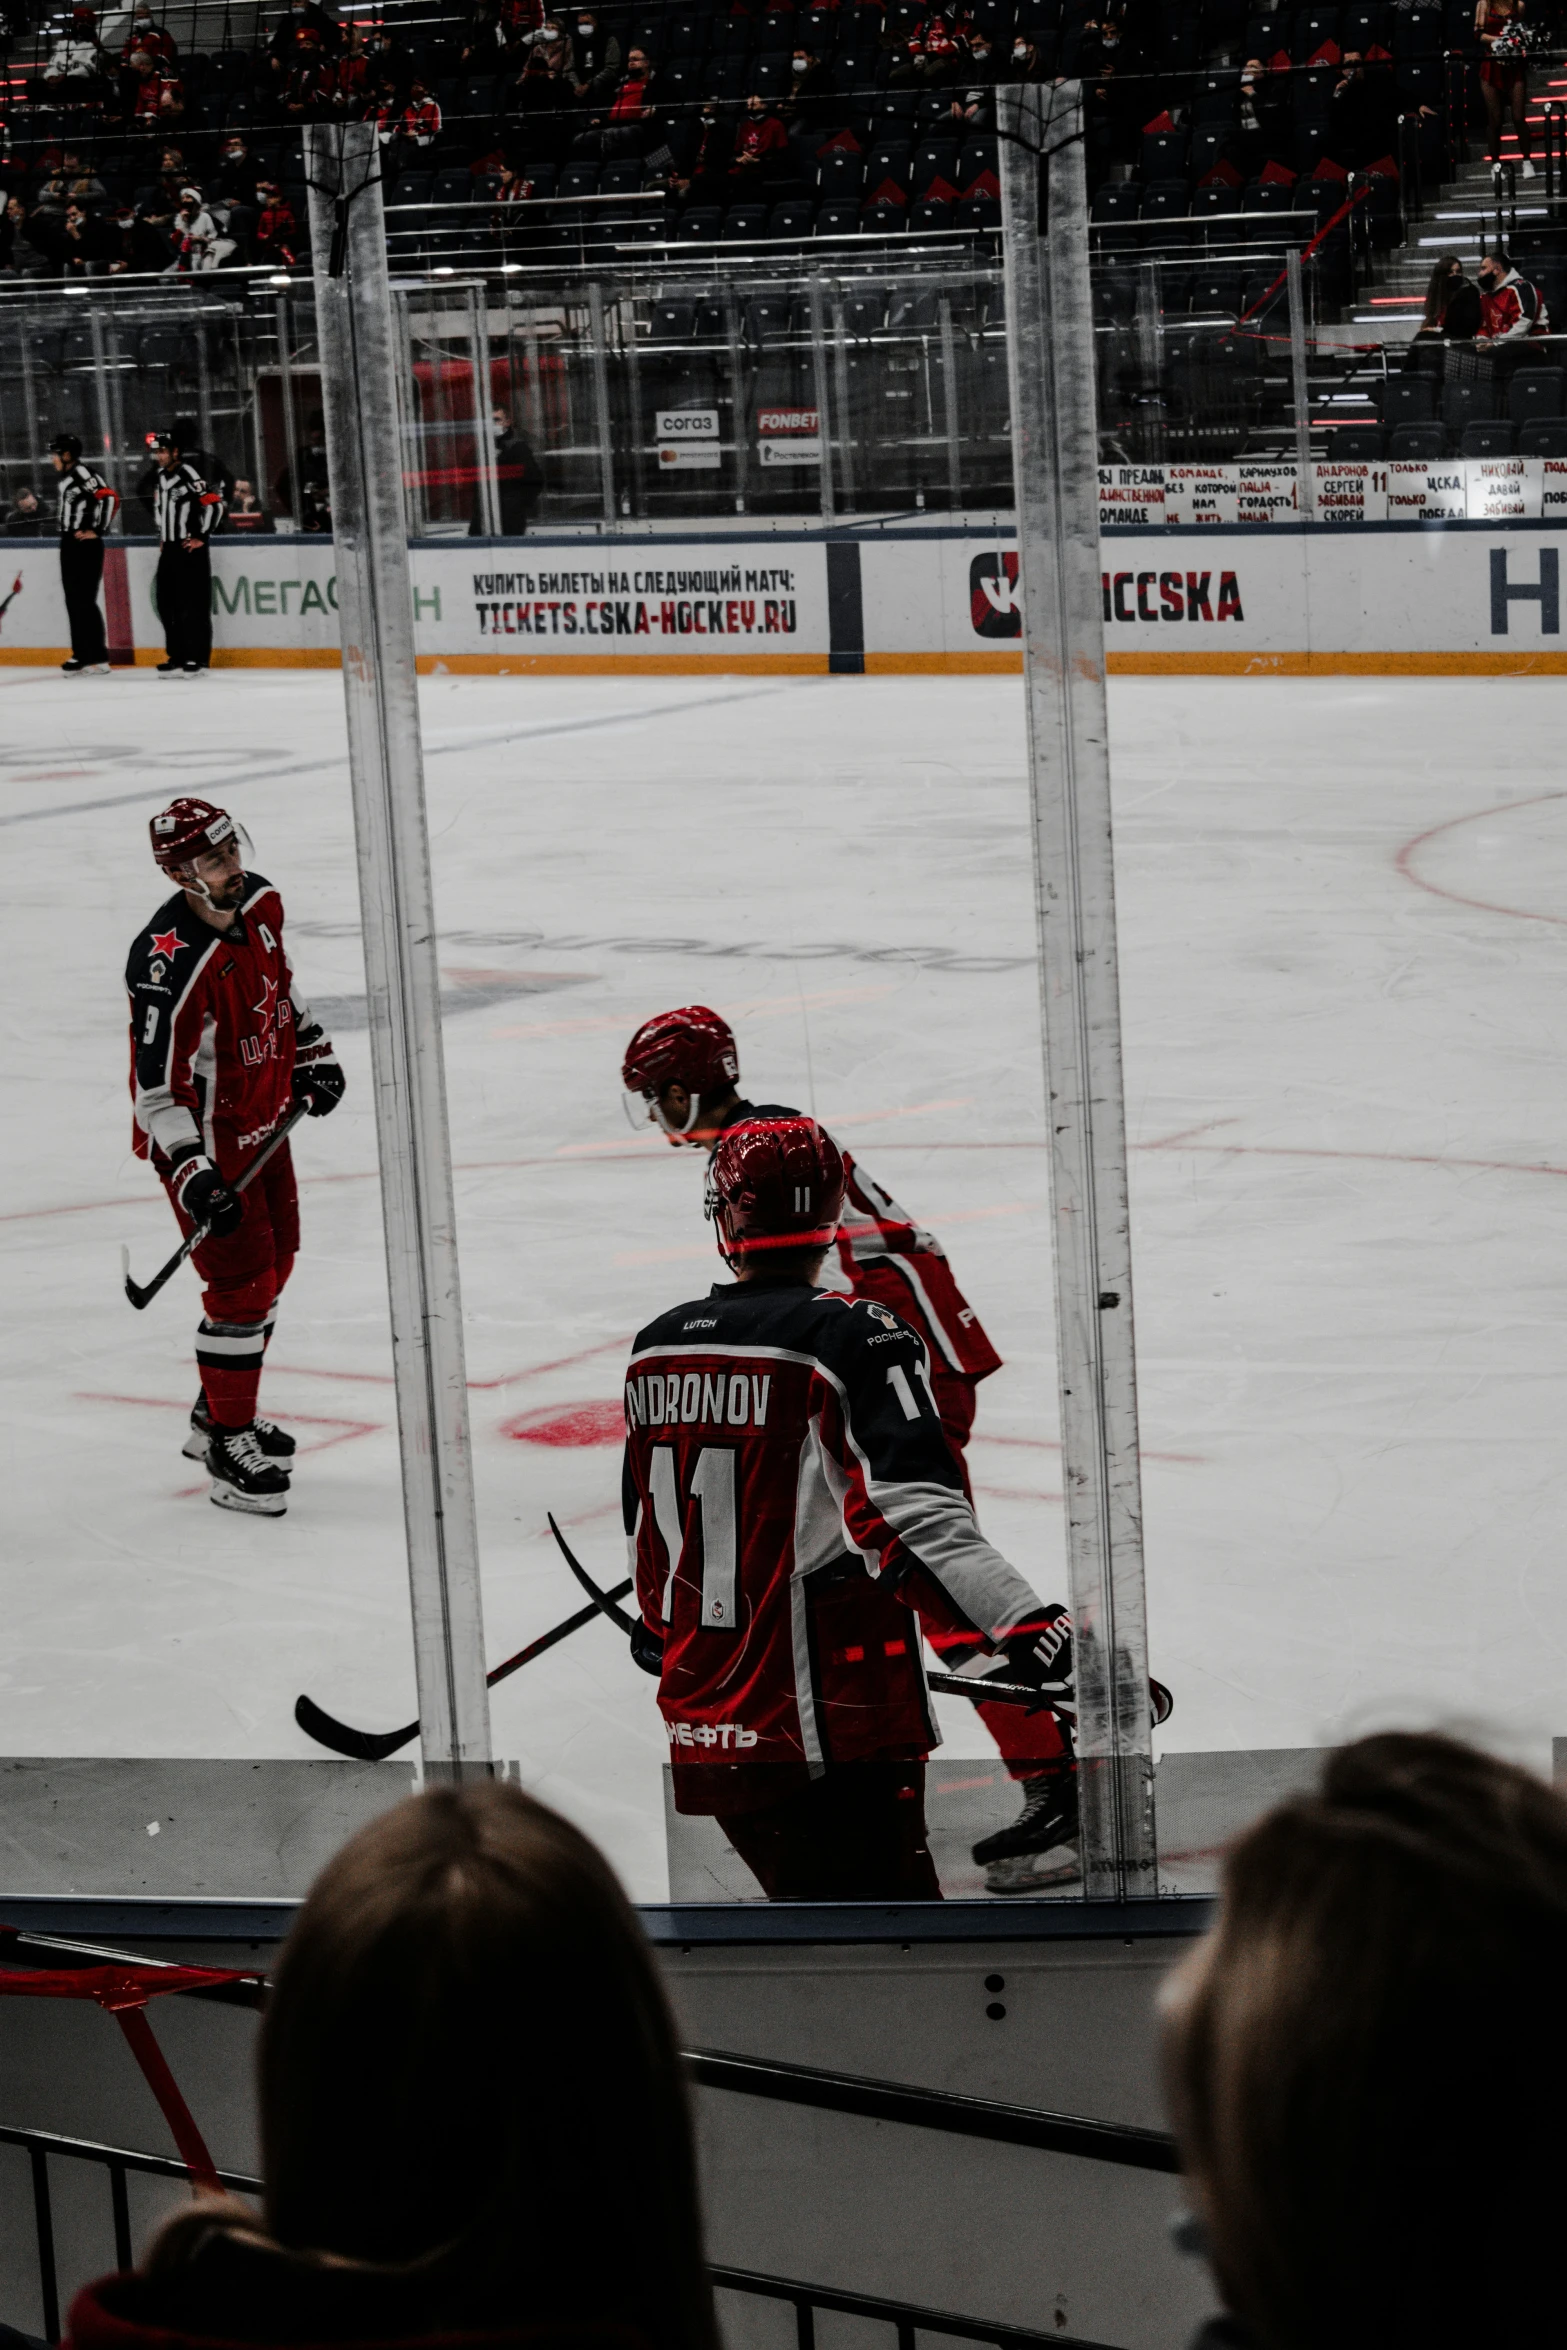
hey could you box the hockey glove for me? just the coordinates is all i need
[996,1605,1074,1714]
[170,1151,244,1237]
[293,1027,346,1118]
[629,1617,665,1677]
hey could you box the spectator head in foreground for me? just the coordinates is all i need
[1160,1732,1567,2350]
[68,1783,717,2350]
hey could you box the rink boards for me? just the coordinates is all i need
[3,517,1567,673]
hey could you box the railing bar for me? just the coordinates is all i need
[795,2297,815,2350]
[30,2146,59,2347]
[684,2049,1179,2173]
[110,2161,133,2274]
[706,2268,1119,2350]
[0,2123,260,2193]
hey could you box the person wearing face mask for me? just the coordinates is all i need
[783,41,836,161]
[568,8,620,91]
[1476,244,1549,347]
[1007,33,1051,79]
[668,99,737,201]
[950,29,1000,126]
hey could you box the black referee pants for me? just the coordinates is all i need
[157,541,212,670]
[59,535,106,665]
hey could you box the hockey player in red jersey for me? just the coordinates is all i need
[621,1002,1079,1891]
[620,1114,1079,1899]
[125,798,345,1517]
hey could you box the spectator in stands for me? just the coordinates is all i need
[60,196,117,271]
[1007,34,1052,80]
[1231,56,1291,177]
[891,3,969,88]
[1329,50,1400,166]
[669,101,736,200]
[332,24,373,111]
[119,4,175,66]
[167,186,234,271]
[110,202,171,270]
[42,8,106,87]
[572,44,656,157]
[275,410,329,529]
[1160,1732,1567,2350]
[3,485,46,533]
[364,79,402,144]
[223,479,275,533]
[727,96,791,188]
[216,134,259,205]
[284,29,337,120]
[1413,252,1482,339]
[129,52,185,124]
[947,30,1002,129]
[397,76,443,147]
[1477,0,1532,170]
[63,1783,718,2350]
[253,180,300,266]
[471,406,544,533]
[461,0,513,71]
[510,28,579,157]
[269,0,341,76]
[59,149,107,208]
[4,193,60,273]
[568,9,620,94]
[1477,244,1550,343]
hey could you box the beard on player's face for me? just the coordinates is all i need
[181,853,245,906]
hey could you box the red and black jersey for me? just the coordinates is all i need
[717,1100,1002,1384]
[623,1274,1043,1814]
[125,875,312,1166]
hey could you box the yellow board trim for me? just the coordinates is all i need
[5,645,1566,677]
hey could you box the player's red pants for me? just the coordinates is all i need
[924,1358,1072,1782]
[162,1139,298,1430]
[718,1759,941,1900]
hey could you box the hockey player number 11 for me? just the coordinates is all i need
[649,1444,738,1629]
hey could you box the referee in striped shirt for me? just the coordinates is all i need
[51,433,118,675]
[148,426,226,676]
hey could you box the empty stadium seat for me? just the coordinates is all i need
[769,197,817,237]
[651,299,697,339]
[674,205,724,241]
[819,148,866,196]
[557,162,601,199]
[1509,367,1565,424]
[1460,420,1516,456]
[1387,421,1445,459]
[393,170,433,206]
[1441,379,1495,438]
[909,194,954,231]
[1380,376,1436,425]
[912,139,960,194]
[1141,127,1189,178]
[1331,422,1385,458]
[861,198,907,232]
[747,293,794,339]
[1519,418,1567,457]
[722,204,770,241]
[433,167,472,203]
[815,199,863,235]
[955,195,1001,230]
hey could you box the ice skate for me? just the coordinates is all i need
[184,1392,294,1470]
[207,1423,290,1516]
[972,1765,1080,1894]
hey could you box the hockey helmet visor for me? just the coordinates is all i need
[621,1004,739,1136]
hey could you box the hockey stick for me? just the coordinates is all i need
[545,1514,1045,1708]
[292,1579,635,1761]
[122,1102,310,1311]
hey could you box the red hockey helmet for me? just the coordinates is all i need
[150,797,239,874]
[707,1117,845,1268]
[622,1005,740,1138]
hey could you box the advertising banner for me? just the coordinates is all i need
[2,518,1566,673]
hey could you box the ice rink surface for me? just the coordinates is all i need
[3,661,1566,1896]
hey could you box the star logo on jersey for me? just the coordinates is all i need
[252,973,279,1024]
[149,928,181,960]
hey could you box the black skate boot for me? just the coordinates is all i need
[971,1763,1080,1894]
[185,1392,295,1472]
[207,1422,290,1516]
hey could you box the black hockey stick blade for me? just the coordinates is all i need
[123,1102,310,1311]
[926,1669,1045,1709]
[293,1577,635,1763]
[548,1512,640,1635]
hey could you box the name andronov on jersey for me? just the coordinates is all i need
[626,1370,771,1429]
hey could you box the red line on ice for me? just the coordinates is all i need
[1393,786,1567,926]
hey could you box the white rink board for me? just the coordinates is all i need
[3,522,1567,672]
[3,664,1567,1902]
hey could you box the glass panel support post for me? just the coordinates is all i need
[996,80,1156,1901]
[723,287,749,514]
[468,284,503,540]
[1286,247,1316,522]
[305,122,493,1783]
[587,279,617,522]
[938,294,963,509]
[87,305,116,487]
[274,293,300,532]
[807,278,836,522]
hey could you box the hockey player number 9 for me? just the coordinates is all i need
[649,1443,739,1631]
